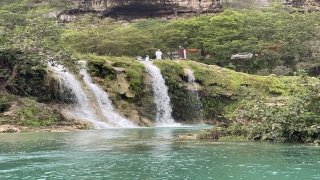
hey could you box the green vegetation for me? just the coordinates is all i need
[0,18,77,96]
[152,60,320,143]
[0,97,60,127]
[60,14,188,58]
[199,72,320,143]
[2,1,320,76]
[169,6,320,75]
[153,60,190,121]
[15,98,59,127]
[83,54,145,98]
[0,94,15,113]
[56,3,320,77]
[1,0,320,142]
[0,0,72,30]
[157,61,282,119]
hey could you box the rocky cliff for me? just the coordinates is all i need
[57,0,223,22]
[1,56,316,130]
[50,0,320,22]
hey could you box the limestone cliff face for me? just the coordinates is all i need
[51,0,319,22]
[58,0,223,21]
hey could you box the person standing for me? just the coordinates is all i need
[145,55,149,61]
[178,46,185,59]
[136,55,142,61]
[155,49,162,60]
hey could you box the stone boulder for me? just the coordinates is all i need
[178,133,199,140]
[0,125,20,133]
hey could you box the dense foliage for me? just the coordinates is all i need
[2,1,320,76]
[170,6,320,75]
[62,16,186,60]
[84,55,145,98]
[0,18,77,97]
[58,3,320,76]
[0,0,73,30]
[2,1,320,140]
[199,71,320,143]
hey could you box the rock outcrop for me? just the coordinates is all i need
[0,97,92,132]
[47,0,320,22]
[57,0,223,22]
[90,62,156,127]
[0,125,20,133]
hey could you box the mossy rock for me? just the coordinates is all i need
[0,95,15,113]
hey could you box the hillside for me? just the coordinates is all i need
[1,0,320,143]
[1,0,319,26]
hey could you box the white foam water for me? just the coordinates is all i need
[141,61,179,127]
[80,69,137,128]
[49,62,137,128]
[186,68,204,123]
[49,63,111,129]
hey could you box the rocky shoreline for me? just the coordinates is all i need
[0,124,87,133]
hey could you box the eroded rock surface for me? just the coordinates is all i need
[0,125,20,133]
[0,97,92,132]
[44,0,320,22]
[57,0,223,21]
[91,65,156,126]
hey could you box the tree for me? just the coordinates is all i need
[167,6,320,74]
[0,18,77,95]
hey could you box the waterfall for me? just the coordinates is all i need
[141,61,176,126]
[50,62,137,128]
[49,63,111,129]
[80,69,137,128]
[186,69,204,123]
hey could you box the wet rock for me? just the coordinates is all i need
[0,125,20,133]
[178,133,199,140]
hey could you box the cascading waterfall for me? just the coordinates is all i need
[49,63,111,129]
[141,61,176,126]
[186,69,204,122]
[80,68,137,128]
[50,62,137,128]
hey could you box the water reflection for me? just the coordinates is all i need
[150,127,174,159]
[0,132,70,153]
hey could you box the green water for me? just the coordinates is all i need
[0,126,320,180]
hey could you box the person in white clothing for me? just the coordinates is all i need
[136,55,142,61]
[155,49,162,59]
[145,55,149,61]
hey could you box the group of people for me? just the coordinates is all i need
[136,55,152,61]
[136,49,163,61]
[136,46,187,61]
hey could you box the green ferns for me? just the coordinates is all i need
[16,98,59,127]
